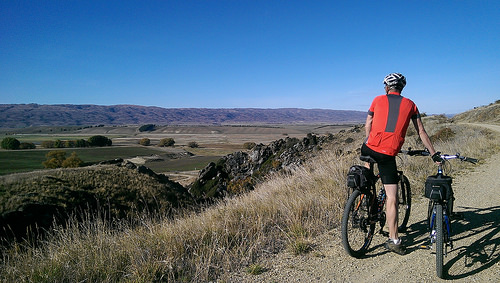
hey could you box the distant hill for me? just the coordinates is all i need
[0,104,366,128]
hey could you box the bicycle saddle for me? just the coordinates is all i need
[360,155,377,164]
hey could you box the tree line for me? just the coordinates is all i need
[1,135,112,150]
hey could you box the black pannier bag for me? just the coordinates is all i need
[425,175,453,200]
[346,165,373,192]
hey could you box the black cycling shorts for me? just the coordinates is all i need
[361,143,399,184]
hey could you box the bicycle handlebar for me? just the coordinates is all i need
[400,149,430,156]
[400,148,478,164]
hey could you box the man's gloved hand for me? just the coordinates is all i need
[432,152,443,163]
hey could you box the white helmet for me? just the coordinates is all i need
[383,73,406,88]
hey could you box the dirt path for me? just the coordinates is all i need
[227,124,500,282]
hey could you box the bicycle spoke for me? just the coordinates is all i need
[342,190,375,258]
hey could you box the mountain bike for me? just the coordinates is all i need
[403,149,477,279]
[341,152,412,258]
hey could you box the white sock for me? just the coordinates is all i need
[390,238,401,245]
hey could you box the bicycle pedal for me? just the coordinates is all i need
[419,244,431,250]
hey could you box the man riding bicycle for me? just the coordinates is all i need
[361,73,443,255]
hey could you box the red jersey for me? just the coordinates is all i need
[366,93,420,156]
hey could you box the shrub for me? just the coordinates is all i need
[19,142,36,149]
[63,140,75,148]
[243,142,256,150]
[88,135,112,147]
[42,150,67,168]
[62,152,83,168]
[187,141,199,148]
[430,127,455,142]
[54,139,65,148]
[75,139,89,147]
[139,124,156,132]
[139,138,151,146]
[227,176,254,195]
[41,139,89,148]
[1,137,20,150]
[42,151,83,168]
[158,138,175,147]
[345,137,355,144]
[41,140,56,148]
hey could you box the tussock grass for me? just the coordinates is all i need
[1,119,498,282]
[452,100,500,124]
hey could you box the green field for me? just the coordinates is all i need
[0,124,351,176]
[146,155,220,172]
[0,146,165,175]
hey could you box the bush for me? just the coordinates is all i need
[88,135,112,147]
[430,127,455,142]
[54,139,65,148]
[187,141,199,148]
[139,124,156,132]
[42,151,83,168]
[41,139,89,148]
[19,142,36,149]
[139,138,151,146]
[158,138,175,147]
[243,142,256,150]
[75,139,89,147]
[62,152,83,168]
[41,140,56,148]
[42,150,67,168]
[1,137,20,150]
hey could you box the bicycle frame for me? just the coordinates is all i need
[428,163,453,243]
[416,151,477,278]
[342,153,412,258]
[429,200,452,247]
[365,167,406,233]
[364,162,385,227]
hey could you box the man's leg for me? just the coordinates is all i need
[384,183,399,240]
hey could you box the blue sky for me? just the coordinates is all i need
[1,1,499,114]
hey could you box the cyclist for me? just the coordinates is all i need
[361,73,443,255]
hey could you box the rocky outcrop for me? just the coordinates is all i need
[189,133,338,200]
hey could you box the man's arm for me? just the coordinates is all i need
[412,117,437,155]
[365,114,373,139]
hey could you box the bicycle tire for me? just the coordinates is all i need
[341,190,375,258]
[436,203,445,278]
[397,174,411,231]
[427,200,433,228]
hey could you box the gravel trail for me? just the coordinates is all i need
[227,124,500,282]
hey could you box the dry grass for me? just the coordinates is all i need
[452,100,500,124]
[1,118,498,282]
[399,117,499,193]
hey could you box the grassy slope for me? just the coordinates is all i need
[452,100,500,124]
[1,115,499,282]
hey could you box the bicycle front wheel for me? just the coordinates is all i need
[341,190,375,258]
[397,174,411,231]
[435,203,445,278]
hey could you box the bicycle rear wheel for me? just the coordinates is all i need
[341,190,375,258]
[397,174,411,231]
[435,203,445,278]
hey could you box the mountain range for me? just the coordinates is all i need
[0,104,366,128]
